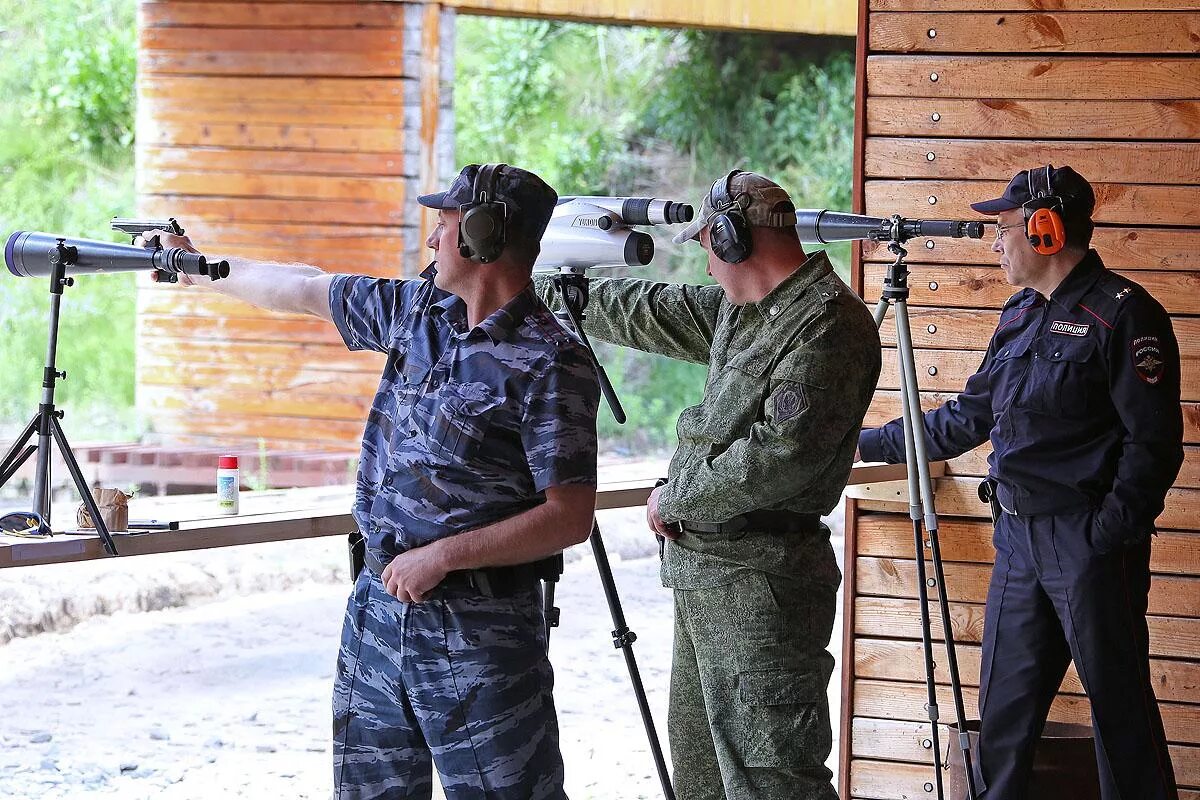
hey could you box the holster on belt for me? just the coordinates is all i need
[348,531,366,581]
[978,478,1001,526]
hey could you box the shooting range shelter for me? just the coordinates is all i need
[845,2,1200,798]
[131,0,1200,796]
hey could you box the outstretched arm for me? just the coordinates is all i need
[138,230,334,322]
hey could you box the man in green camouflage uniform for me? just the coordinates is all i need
[537,171,880,799]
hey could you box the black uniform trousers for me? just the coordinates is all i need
[976,509,1178,799]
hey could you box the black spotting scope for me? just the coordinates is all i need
[795,210,985,245]
[5,230,230,282]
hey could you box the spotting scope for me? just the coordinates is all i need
[535,196,693,270]
[5,229,230,282]
[795,210,985,245]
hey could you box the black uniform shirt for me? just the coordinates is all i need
[860,250,1183,544]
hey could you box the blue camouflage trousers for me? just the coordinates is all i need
[332,568,567,800]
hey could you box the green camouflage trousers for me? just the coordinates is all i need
[668,569,838,800]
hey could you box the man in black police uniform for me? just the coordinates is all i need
[858,165,1181,799]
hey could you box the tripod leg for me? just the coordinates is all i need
[0,445,37,489]
[894,298,978,799]
[588,521,675,800]
[49,415,118,556]
[0,415,38,479]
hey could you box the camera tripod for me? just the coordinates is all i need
[543,268,675,800]
[869,228,975,800]
[0,241,117,555]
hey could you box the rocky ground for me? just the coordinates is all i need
[0,506,845,799]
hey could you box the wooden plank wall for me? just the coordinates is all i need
[443,0,855,35]
[133,0,455,450]
[846,2,1200,798]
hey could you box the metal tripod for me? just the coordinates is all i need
[0,241,117,555]
[870,235,975,799]
[540,268,675,800]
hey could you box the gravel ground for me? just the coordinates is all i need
[0,506,845,799]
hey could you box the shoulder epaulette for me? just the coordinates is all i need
[525,309,573,347]
[1082,271,1140,330]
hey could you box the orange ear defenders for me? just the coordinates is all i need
[1022,165,1066,256]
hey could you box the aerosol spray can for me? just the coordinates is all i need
[217,455,240,515]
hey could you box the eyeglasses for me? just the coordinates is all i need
[994,222,1023,242]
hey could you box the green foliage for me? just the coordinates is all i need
[0,0,139,438]
[456,21,856,452]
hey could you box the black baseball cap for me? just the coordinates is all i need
[970,164,1096,219]
[418,164,559,242]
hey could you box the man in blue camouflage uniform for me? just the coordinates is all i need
[859,166,1182,799]
[537,171,882,800]
[147,164,600,800]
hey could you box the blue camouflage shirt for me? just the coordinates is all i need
[330,272,600,562]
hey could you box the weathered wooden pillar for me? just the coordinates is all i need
[134,0,456,450]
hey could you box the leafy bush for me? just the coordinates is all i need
[0,0,139,438]
[456,22,855,450]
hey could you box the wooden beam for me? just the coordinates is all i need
[866,56,1200,100]
[871,12,1200,54]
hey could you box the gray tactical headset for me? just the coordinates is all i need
[457,163,508,263]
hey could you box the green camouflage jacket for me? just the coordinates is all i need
[535,250,881,586]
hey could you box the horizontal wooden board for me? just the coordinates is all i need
[866,180,1200,227]
[138,383,371,420]
[851,718,1200,788]
[855,556,1200,617]
[870,1,1200,9]
[139,314,347,346]
[866,56,1200,100]
[142,409,365,446]
[149,220,406,244]
[138,76,407,105]
[864,138,1200,184]
[137,363,379,401]
[139,146,407,178]
[139,51,406,78]
[855,597,1200,659]
[852,758,1200,800]
[863,264,1200,315]
[139,170,405,204]
[855,515,1200,574]
[856,476,1200,531]
[851,679,1200,746]
[138,99,402,127]
[877,307,998,350]
[141,27,404,53]
[140,2,406,28]
[855,638,1200,702]
[879,347,982,391]
[880,345,1200,401]
[865,393,1200,446]
[867,97,1200,139]
[138,119,409,153]
[861,227,1200,272]
[870,12,1200,54]
[137,336,382,373]
[140,195,403,225]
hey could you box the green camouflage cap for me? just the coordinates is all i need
[672,171,798,245]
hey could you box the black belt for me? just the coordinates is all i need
[364,549,550,597]
[680,511,821,536]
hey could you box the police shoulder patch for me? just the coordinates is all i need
[771,381,808,424]
[1130,335,1166,385]
[525,310,571,347]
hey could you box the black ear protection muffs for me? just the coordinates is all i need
[708,169,754,264]
[458,163,508,263]
[1023,164,1067,256]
